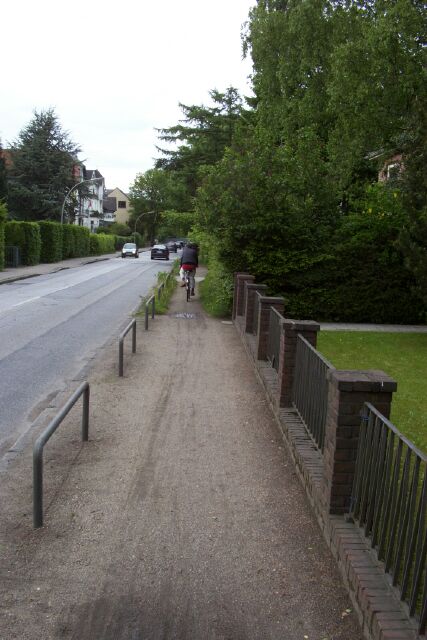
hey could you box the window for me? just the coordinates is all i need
[118,200,127,208]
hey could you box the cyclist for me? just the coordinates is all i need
[180,242,198,296]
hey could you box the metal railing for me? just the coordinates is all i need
[33,382,90,528]
[118,319,136,376]
[145,294,155,330]
[252,293,260,336]
[5,245,21,267]
[292,335,335,451]
[266,307,282,371]
[350,403,427,635]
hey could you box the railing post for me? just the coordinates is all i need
[82,384,90,441]
[151,296,155,319]
[277,319,320,408]
[119,338,124,376]
[132,321,136,353]
[255,295,284,360]
[244,283,267,333]
[322,370,397,515]
[232,273,254,321]
[145,303,149,330]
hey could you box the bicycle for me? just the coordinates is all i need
[184,269,192,302]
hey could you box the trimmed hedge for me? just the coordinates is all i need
[62,224,90,258]
[89,233,116,255]
[5,221,41,266]
[38,221,63,263]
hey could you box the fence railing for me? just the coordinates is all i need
[252,293,260,337]
[118,319,136,376]
[350,403,427,635]
[266,307,282,371]
[33,382,90,528]
[292,334,335,451]
[144,294,155,330]
[5,245,21,268]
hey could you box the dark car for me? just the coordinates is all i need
[122,242,139,258]
[151,244,169,260]
[165,240,177,253]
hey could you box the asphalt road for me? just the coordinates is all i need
[0,252,173,458]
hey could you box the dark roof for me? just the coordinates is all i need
[84,168,103,180]
[103,197,116,213]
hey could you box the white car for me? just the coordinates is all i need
[121,242,139,258]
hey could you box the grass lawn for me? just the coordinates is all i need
[317,332,427,454]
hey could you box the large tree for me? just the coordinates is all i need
[0,139,7,202]
[7,109,81,221]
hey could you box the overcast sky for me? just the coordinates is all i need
[1,0,255,192]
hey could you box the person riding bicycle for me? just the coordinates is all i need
[180,242,198,296]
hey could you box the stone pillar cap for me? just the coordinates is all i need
[282,318,320,331]
[328,369,397,392]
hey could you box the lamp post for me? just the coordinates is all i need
[60,176,104,225]
[133,210,155,245]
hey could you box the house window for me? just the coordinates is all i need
[118,201,127,208]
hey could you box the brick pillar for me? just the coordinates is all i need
[256,296,284,360]
[244,283,267,333]
[277,319,320,408]
[232,273,254,320]
[323,370,397,515]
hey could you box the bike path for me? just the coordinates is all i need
[0,271,364,639]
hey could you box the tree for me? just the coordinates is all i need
[7,109,81,221]
[0,139,7,202]
[155,87,246,198]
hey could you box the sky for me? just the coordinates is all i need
[1,0,255,192]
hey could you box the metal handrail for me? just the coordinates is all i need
[118,319,136,376]
[145,294,155,330]
[33,381,90,528]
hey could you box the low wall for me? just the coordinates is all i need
[233,272,419,640]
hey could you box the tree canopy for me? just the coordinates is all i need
[7,108,81,221]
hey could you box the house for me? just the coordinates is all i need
[102,188,131,226]
[378,153,403,182]
[75,168,105,231]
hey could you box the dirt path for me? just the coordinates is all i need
[0,274,363,639]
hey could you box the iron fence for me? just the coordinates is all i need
[145,294,155,330]
[252,293,260,337]
[5,245,21,267]
[350,403,427,635]
[266,307,282,371]
[292,334,335,451]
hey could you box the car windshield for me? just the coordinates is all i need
[123,243,136,249]
[153,245,166,249]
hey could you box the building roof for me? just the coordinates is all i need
[84,168,103,180]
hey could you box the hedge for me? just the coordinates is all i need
[38,221,63,263]
[89,233,116,255]
[5,220,41,266]
[62,224,90,258]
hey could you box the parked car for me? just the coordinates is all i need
[122,242,139,258]
[151,244,169,260]
[165,240,177,253]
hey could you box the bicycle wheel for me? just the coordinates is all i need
[186,277,191,302]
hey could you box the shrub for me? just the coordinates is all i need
[62,224,76,259]
[73,226,90,257]
[38,221,63,263]
[89,233,116,255]
[5,220,41,265]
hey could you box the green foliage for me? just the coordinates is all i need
[72,225,90,257]
[0,139,8,202]
[7,108,81,221]
[153,264,179,314]
[156,210,195,240]
[114,234,139,250]
[62,224,76,259]
[89,233,116,255]
[0,202,7,270]
[100,221,132,237]
[5,220,41,265]
[38,221,63,263]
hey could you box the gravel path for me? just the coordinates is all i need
[0,275,364,639]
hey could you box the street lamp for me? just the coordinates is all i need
[60,176,104,224]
